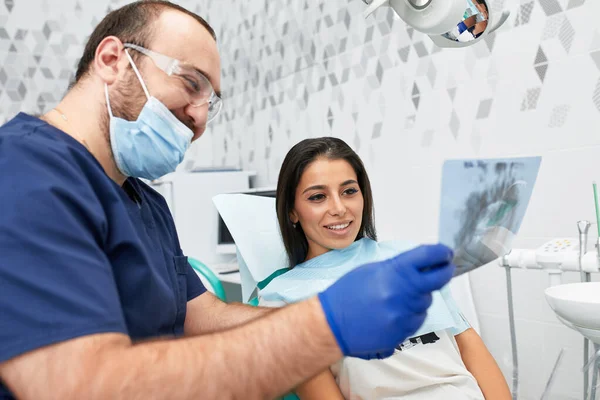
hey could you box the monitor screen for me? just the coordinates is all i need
[217,189,276,250]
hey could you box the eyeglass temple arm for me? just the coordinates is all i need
[123,43,178,75]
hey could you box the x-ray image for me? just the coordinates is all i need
[438,157,542,277]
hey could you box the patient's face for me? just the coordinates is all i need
[291,157,364,261]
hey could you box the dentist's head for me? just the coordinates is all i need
[276,137,377,266]
[46,1,222,184]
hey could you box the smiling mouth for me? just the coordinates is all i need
[325,221,352,231]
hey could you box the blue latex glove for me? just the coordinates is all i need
[318,244,455,360]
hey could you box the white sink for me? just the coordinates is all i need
[545,282,600,344]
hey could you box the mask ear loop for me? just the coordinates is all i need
[104,49,152,119]
[125,49,151,100]
[104,84,114,119]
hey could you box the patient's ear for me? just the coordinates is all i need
[289,210,299,224]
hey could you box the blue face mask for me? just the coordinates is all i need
[105,50,194,180]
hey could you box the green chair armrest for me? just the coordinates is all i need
[188,257,227,302]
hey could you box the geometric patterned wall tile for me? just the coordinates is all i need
[398,45,410,62]
[476,99,493,119]
[5,78,26,101]
[483,33,497,53]
[449,110,460,138]
[533,45,549,82]
[539,0,563,15]
[472,40,492,59]
[5,0,15,13]
[405,114,416,129]
[534,46,548,65]
[515,1,535,26]
[448,87,457,102]
[558,17,575,53]
[567,0,585,8]
[426,60,437,87]
[591,50,600,70]
[591,31,600,51]
[421,128,434,147]
[411,82,420,110]
[372,121,382,139]
[593,78,600,112]
[542,14,564,40]
[521,87,542,110]
[471,126,482,153]
[535,63,549,81]
[413,41,428,58]
[548,104,570,127]
[353,131,361,151]
[0,0,597,185]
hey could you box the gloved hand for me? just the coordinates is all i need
[318,244,455,360]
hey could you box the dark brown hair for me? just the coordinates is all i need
[276,137,377,267]
[74,0,216,83]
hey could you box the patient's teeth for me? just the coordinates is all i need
[327,223,350,230]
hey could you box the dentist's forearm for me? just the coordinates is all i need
[2,298,342,400]
[184,292,274,335]
[92,298,340,399]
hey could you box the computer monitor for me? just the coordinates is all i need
[216,188,277,254]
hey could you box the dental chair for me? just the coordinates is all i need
[188,257,227,302]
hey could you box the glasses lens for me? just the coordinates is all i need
[207,96,223,123]
[176,65,213,106]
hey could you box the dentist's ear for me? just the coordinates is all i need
[93,36,129,85]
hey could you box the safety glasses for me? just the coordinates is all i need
[124,43,223,123]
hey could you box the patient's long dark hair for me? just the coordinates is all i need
[276,137,377,267]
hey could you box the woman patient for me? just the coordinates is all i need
[259,137,511,400]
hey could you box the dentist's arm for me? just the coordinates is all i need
[1,298,341,400]
[184,291,274,335]
[1,244,454,400]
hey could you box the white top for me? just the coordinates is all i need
[260,297,483,399]
[257,239,485,399]
[331,330,484,400]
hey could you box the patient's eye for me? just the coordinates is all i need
[308,193,326,201]
[343,187,359,196]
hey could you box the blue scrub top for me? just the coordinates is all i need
[0,113,206,398]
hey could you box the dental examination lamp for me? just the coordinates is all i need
[362,0,510,48]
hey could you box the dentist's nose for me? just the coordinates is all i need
[184,103,208,141]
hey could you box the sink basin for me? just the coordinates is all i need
[545,282,600,344]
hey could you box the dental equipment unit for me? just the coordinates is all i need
[499,183,600,399]
[361,0,510,48]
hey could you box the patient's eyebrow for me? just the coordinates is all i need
[302,180,358,194]
[302,185,327,194]
[340,180,358,187]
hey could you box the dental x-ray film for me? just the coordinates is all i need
[438,157,542,277]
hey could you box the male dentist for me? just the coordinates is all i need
[0,1,455,398]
